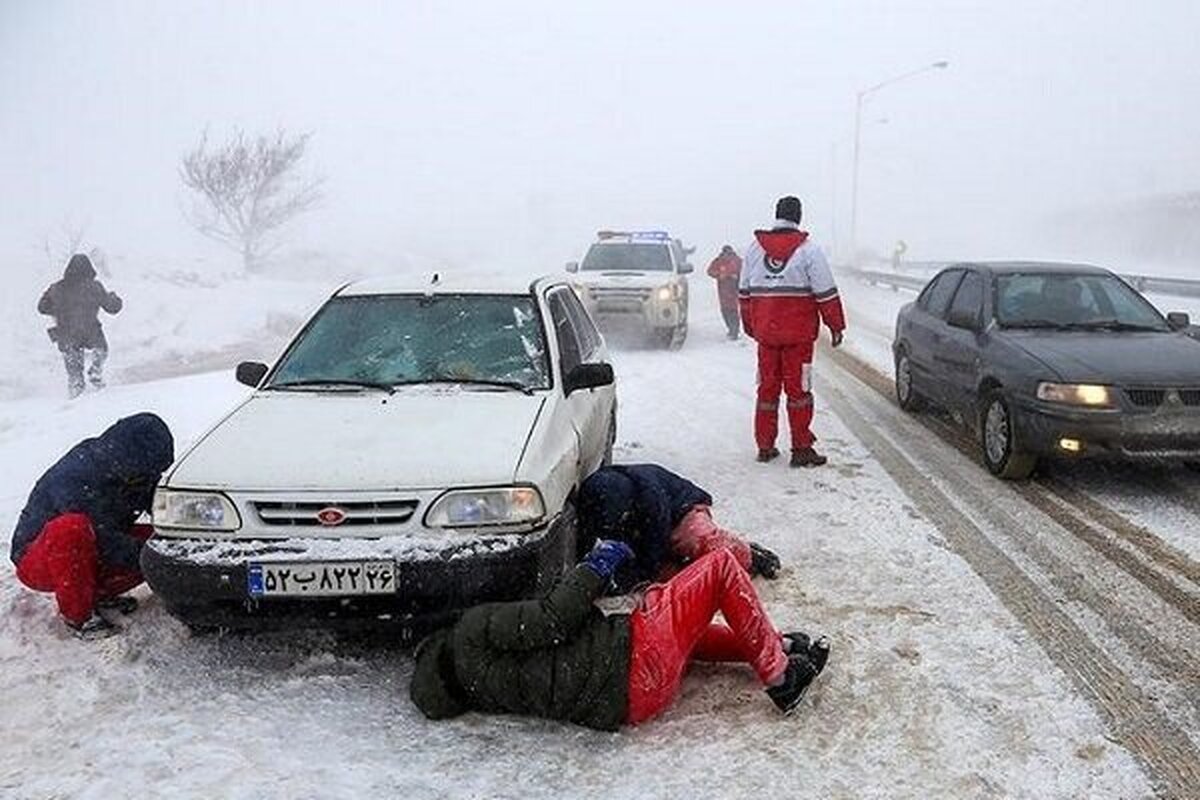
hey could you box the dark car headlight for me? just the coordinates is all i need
[1036,382,1115,408]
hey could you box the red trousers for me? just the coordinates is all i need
[756,342,814,450]
[14,513,151,625]
[626,549,788,725]
[668,505,752,573]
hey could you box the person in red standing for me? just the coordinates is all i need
[707,245,744,340]
[739,196,846,467]
[10,413,174,639]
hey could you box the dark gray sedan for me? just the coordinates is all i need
[893,261,1200,478]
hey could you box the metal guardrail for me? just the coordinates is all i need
[846,266,1200,300]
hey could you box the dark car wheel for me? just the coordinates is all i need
[895,350,927,412]
[980,390,1037,479]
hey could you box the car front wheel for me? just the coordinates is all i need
[895,350,926,412]
[980,390,1037,479]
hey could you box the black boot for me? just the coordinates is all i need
[781,633,830,674]
[766,655,819,715]
[749,542,781,579]
[757,447,781,463]
[790,447,828,468]
[97,596,138,615]
[66,614,119,641]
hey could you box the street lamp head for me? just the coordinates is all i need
[932,60,949,69]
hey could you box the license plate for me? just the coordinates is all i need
[246,561,396,597]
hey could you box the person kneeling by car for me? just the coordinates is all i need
[10,413,174,639]
[578,463,782,588]
[410,541,830,729]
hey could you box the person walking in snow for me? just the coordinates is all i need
[707,245,743,339]
[577,463,781,590]
[38,253,123,398]
[410,542,830,729]
[10,413,174,639]
[739,196,846,468]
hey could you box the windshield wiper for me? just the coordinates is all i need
[269,379,396,395]
[1063,320,1166,332]
[1000,319,1073,330]
[393,377,535,395]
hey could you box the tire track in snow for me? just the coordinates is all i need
[827,347,1200,621]
[818,369,1200,799]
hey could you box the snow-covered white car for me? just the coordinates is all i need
[141,274,617,632]
[566,230,693,348]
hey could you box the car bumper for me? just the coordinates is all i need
[1013,398,1200,459]
[141,511,574,633]
[584,297,683,329]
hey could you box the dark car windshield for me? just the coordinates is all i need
[581,243,673,272]
[995,273,1169,331]
[268,294,551,391]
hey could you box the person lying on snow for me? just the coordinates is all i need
[410,542,830,730]
[10,413,174,639]
[577,463,781,590]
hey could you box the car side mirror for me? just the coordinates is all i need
[236,361,269,388]
[564,363,614,395]
[1167,311,1190,331]
[946,308,981,332]
[678,262,694,275]
[565,261,579,274]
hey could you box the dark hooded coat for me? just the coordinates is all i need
[410,565,631,731]
[38,254,123,349]
[577,464,712,587]
[10,413,174,569]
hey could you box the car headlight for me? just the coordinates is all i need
[655,286,673,302]
[1036,382,1115,408]
[425,487,545,529]
[153,488,241,531]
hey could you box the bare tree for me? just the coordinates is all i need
[180,129,323,272]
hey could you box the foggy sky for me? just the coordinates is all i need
[3,0,1200,275]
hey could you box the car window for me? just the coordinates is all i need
[268,294,551,390]
[547,291,583,375]
[919,270,964,319]
[948,272,985,324]
[996,273,1169,330]
[561,290,601,359]
[581,243,673,272]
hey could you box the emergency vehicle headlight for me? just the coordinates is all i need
[153,489,241,531]
[1036,382,1114,408]
[425,486,545,529]
[655,286,673,302]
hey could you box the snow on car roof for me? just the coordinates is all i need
[339,272,565,296]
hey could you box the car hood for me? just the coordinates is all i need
[576,272,669,286]
[168,389,546,491]
[1007,330,1200,385]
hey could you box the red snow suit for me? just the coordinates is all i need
[15,513,152,625]
[707,252,742,311]
[626,548,788,724]
[739,228,845,450]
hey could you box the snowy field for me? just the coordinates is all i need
[4,270,1198,798]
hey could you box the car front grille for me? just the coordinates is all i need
[590,287,652,303]
[253,499,420,527]
[1123,387,1200,409]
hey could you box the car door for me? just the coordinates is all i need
[546,288,610,473]
[905,269,963,403]
[937,270,987,415]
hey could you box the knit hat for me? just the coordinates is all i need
[775,196,803,225]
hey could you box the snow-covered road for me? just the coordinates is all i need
[1,278,1197,798]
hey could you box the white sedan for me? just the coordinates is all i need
[141,273,617,632]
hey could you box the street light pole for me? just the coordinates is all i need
[848,60,948,266]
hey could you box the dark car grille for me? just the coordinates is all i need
[1124,387,1200,409]
[254,500,419,527]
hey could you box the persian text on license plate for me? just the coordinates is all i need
[247,561,396,597]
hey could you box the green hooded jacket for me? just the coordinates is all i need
[410,565,632,731]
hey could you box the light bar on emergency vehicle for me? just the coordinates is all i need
[597,230,670,241]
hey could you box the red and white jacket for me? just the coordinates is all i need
[738,222,845,346]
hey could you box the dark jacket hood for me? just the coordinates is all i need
[97,413,175,481]
[64,254,97,282]
[578,469,637,543]
[754,229,809,264]
[410,629,468,720]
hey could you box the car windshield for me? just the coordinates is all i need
[581,243,673,272]
[995,273,1169,331]
[268,294,551,391]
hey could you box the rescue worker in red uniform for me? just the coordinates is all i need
[739,197,846,467]
[706,245,743,339]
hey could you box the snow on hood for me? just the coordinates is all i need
[167,388,546,491]
[1012,330,1200,385]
